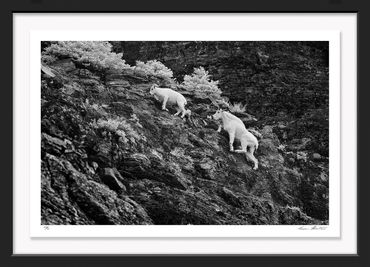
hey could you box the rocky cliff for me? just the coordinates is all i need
[41,42,329,225]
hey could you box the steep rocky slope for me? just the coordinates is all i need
[41,46,329,225]
[114,41,329,156]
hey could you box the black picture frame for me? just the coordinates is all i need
[2,0,368,266]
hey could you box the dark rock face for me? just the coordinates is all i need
[41,41,328,225]
[42,154,152,225]
[100,168,126,193]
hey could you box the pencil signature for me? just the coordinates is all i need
[298,226,327,230]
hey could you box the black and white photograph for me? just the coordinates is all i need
[40,40,329,226]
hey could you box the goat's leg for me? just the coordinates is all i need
[234,137,248,154]
[228,131,235,152]
[182,109,191,121]
[250,146,259,170]
[162,97,169,111]
[217,124,222,133]
[185,109,191,118]
[246,146,258,170]
[245,152,258,170]
[174,107,181,116]
[181,109,186,118]
[180,106,187,118]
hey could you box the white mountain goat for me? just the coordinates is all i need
[216,110,244,133]
[212,110,259,170]
[149,84,191,118]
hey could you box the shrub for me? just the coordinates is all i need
[135,60,173,80]
[80,78,100,87]
[181,67,221,100]
[82,100,109,118]
[91,117,145,144]
[228,102,247,113]
[42,41,131,71]
[41,54,58,65]
[92,118,121,132]
[128,114,143,129]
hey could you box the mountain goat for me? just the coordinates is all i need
[212,110,259,170]
[215,110,245,133]
[149,84,190,118]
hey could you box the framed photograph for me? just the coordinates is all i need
[8,0,363,263]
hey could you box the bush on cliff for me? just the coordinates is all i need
[181,67,222,101]
[90,117,144,144]
[42,41,131,71]
[135,60,173,80]
[228,102,247,113]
